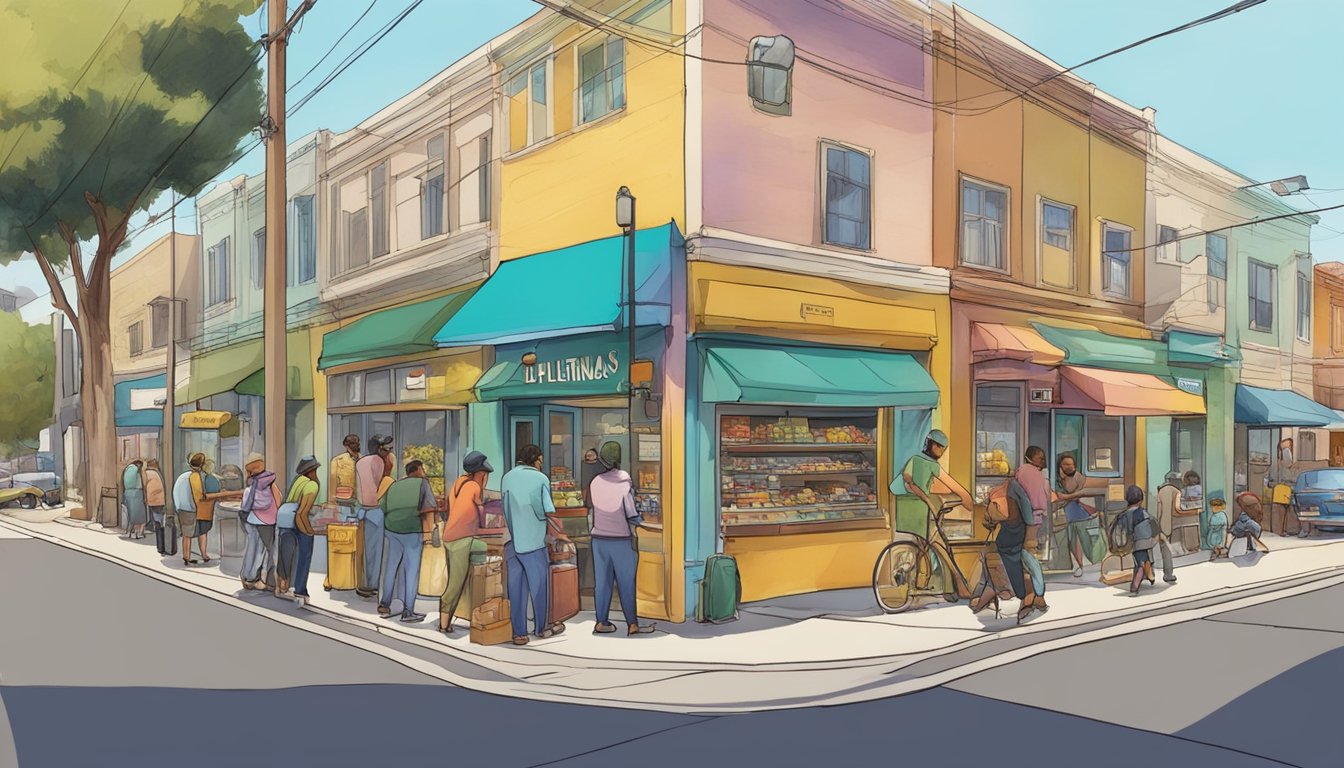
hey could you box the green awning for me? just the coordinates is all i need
[319,289,476,371]
[178,330,311,403]
[1031,323,1170,375]
[234,331,313,399]
[700,342,939,407]
[1167,330,1240,364]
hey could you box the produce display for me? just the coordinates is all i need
[975,447,1012,476]
[722,415,875,445]
[402,443,446,497]
[723,454,873,474]
[549,466,584,508]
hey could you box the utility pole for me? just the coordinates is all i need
[263,0,316,477]
[163,191,176,501]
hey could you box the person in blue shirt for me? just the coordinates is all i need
[500,444,571,646]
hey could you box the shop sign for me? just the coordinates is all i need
[179,410,232,430]
[800,303,835,324]
[523,350,622,385]
[1176,377,1203,396]
[1029,388,1053,404]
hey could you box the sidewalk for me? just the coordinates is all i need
[5,506,1344,712]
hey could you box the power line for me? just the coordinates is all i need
[288,0,378,93]
[1118,201,1342,254]
[289,0,426,116]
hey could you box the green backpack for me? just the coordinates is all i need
[696,554,741,624]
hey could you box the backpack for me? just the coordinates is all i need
[1106,509,1134,555]
[984,481,1011,525]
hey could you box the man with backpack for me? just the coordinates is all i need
[1117,485,1158,595]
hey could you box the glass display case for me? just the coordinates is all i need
[974,385,1021,504]
[718,411,882,535]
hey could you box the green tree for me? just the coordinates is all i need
[0,0,263,524]
[0,312,55,448]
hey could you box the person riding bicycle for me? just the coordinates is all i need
[897,429,974,533]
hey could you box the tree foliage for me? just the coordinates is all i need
[0,312,55,446]
[0,0,264,265]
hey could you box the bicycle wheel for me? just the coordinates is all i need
[872,541,924,613]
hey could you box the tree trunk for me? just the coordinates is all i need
[77,261,117,527]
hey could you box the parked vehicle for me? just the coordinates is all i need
[1292,469,1344,533]
[0,484,48,510]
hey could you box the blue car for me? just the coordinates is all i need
[1292,469,1344,533]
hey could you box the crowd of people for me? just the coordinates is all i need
[120,434,655,643]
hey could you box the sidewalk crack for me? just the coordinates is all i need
[522,717,718,767]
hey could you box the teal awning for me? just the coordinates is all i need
[319,289,476,370]
[1234,385,1342,427]
[115,373,166,429]
[700,342,939,407]
[1167,330,1240,365]
[434,223,681,347]
[1031,323,1169,375]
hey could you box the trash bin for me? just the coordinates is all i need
[100,487,119,528]
[215,501,246,577]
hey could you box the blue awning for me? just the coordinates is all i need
[1166,330,1240,365]
[115,373,167,429]
[700,342,939,408]
[433,222,680,347]
[1234,384,1342,427]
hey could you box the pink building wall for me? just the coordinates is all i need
[700,0,933,266]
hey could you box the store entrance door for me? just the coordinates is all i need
[509,409,539,466]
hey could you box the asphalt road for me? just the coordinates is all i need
[2,530,1340,767]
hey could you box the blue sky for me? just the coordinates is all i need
[6,0,1342,304]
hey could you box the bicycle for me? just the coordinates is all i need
[872,493,994,614]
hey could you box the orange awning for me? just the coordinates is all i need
[970,322,1065,366]
[1061,366,1205,417]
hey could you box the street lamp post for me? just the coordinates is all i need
[616,186,637,402]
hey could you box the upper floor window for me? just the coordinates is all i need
[1332,303,1344,354]
[1206,233,1228,280]
[960,178,1008,271]
[457,132,491,226]
[580,37,625,124]
[1156,225,1180,264]
[251,228,266,291]
[1101,223,1132,298]
[422,135,446,239]
[506,60,552,151]
[821,142,871,251]
[151,301,169,349]
[206,237,230,306]
[748,35,794,116]
[370,161,389,259]
[1248,259,1275,332]
[128,321,143,357]
[1040,199,1074,289]
[1297,269,1312,341]
[293,195,316,284]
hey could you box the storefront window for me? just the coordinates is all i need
[1172,418,1206,479]
[547,409,581,508]
[974,385,1021,503]
[1086,416,1122,476]
[364,370,393,405]
[719,410,880,533]
[328,409,463,494]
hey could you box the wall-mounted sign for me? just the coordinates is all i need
[523,350,622,385]
[180,411,232,430]
[1175,377,1204,396]
[130,387,168,411]
[800,303,835,324]
[1029,388,1054,404]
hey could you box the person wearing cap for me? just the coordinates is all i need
[895,429,973,535]
[122,458,148,540]
[1205,494,1230,560]
[589,441,655,636]
[239,452,279,591]
[329,433,361,519]
[285,456,322,605]
[438,451,493,634]
[378,459,438,623]
[355,434,395,600]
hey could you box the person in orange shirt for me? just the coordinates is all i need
[438,451,492,634]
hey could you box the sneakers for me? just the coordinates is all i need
[1163,575,1178,583]
[399,612,426,623]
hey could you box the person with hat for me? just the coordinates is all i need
[378,459,438,623]
[1205,494,1231,560]
[438,451,493,634]
[122,458,148,540]
[284,456,322,605]
[896,429,973,534]
[355,434,396,600]
[239,452,279,591]
[589,441,655,636]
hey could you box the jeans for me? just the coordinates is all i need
[276,527,298,588]
[505,542,551,637]
[996,521,1029,601]
[439,537,475,620]
[1156,535,1175,580]
[1021,548,1045,597]
[242,523,276,584]
[379,531,423,615]
[592,536,638,626]
[293,532,315,597]
[359,506,386,593]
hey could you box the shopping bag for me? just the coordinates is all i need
[1087,521,1108,564]
[419,526,448,597]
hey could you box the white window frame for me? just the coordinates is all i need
[1037,197,1076,290]
[958,175,1010,274]
[505,53,553,150]
[1156,225,1181,265]
[1100,220,1134,299]
[206,237,231,307]
[292,194,317,284]
[1297,261,1312,342]
[1248,258,1276,333]
[577,35,626,125]
[818,139,874,252]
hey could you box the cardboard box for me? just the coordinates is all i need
[471,598,513,645]
[471,559,505,603]
[472,597,507,625]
